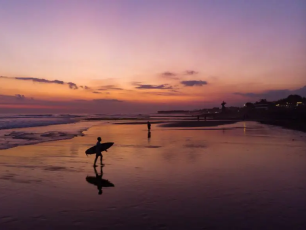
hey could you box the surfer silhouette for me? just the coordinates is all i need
[94,137,104,167]
[148,131,151,139]
[147,121,151,131]
[86,166,114,195]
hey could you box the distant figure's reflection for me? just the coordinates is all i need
[148,131,151,139]
[86,166,114,195]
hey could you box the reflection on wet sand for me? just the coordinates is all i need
[86,166,114,195]
[0,121,306,229]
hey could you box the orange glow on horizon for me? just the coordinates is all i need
[0,104,65,109]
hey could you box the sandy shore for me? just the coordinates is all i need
[260,120,306,133]
[160,120,238,127]
[113,121,164,125]
[0,122,306,229]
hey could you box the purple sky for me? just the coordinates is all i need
[0,0,306,113]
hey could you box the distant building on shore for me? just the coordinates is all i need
[253,99,274,110]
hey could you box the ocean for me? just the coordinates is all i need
[0,113,150,150]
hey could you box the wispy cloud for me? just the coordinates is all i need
[92,91,101,94]
[15,77,65,85]
[135,84,173,90]
[184,70,199,75]
[234,86,306,100]
[15,94,26,100]
[181,80,208,86]
[98,85,123,91]
[0,76,79,90]
[80,85,91,90]
[92,98,122,103]
[141,91,186,96]
[160,71,179,79]
[0,94,33,103]
[67,82,78,89]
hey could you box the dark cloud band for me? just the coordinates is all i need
[1,76,79,90]
[135,84,173,90]
[181,80,207,86]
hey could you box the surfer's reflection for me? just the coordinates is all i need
[86,166,114,195]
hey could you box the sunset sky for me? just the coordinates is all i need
[0,0,306,113]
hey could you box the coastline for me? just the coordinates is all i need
[0,120,102,151]
[160,120,238,127]
[259,120,306,133]
[1,118,306,151]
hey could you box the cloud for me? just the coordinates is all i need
[161,71,177,78]
[135,84,173,90]
[15,77,65,85]
[92,99,122,103]
[159,71,180,80]
[181,80,208,87]
[67,82,78,90]
[15,94,25,100]
[184,70,199,75]
[293,86,306,96]
[98,85,123,91]
[92,91,101,94]
[0,94,32,103]
[0,76,79,90]
[234,86,306,100]
[80,85,91,90]
[162,72,176,77]
[234,92,261,97]
[141,91,186,96]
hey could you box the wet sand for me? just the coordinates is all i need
[160,120,238,127]
[0,121,306,229]
[114,121,164,125]
[260,120,306,133]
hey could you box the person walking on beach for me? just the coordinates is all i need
[94,137,104,167]
[147,121,151,131]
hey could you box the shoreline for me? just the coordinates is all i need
[113,121,164,125]
[160,120,239,127]
[259,120,306,133]
[2,119,305,151]
[0,129,87,151]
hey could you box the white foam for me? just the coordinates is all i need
[0,114,81,130]
[0,121,102,150]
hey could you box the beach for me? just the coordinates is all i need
[0,121,306,229]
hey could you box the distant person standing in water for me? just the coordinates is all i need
[147,121,151,131]
[94,137,104,167]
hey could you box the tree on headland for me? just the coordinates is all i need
[245,102,254,108]
[256,99,268,104]
[275,95,305,106]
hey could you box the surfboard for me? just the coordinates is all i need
[85,142,114,155]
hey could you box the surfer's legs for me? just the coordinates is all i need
[100,155,104,166]
[93,155,99,167]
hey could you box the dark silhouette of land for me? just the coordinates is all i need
[157,95,306,132]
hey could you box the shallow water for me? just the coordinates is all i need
[0,120,103,150]
[0,121,305,229]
